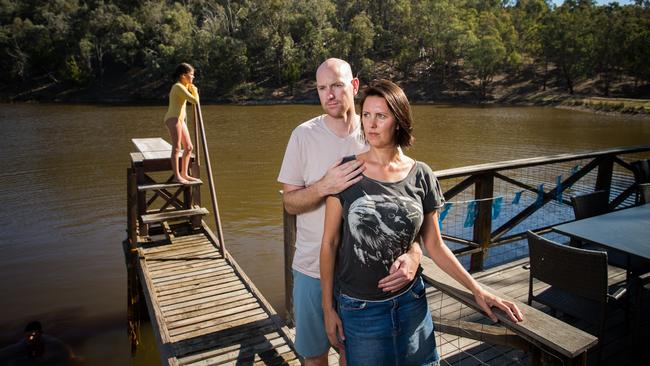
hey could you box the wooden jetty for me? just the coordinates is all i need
[126,137,299,365]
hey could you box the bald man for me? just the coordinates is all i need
[278,58,422,365]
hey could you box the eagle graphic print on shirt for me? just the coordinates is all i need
[335,159,445,301]
[348,194,422,268]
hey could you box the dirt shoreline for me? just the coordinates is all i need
[1,74,649,118]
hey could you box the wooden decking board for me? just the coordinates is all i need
[152,265,235,284]
[161,286,249,312]
[163,292,254,317]
[149,260,227,278]
[157,278,242,299]
[152,264,233,281]
[156,272,238,294]
[142,239,214,253]
[159,283,247,307]
[150,261,231,280]
[145,247,220,260]
[168,302,263,329]
[147,256,217,268]
[171,319,278,355]
[178,333,286,365]
[144,249,220,262]
[141,207,209,225]
[148,256,224,271]
[165,297,260,323]
[169,307,268,336]
[152,265,232,286]
[249,346,297,365]
[170,311,270,341]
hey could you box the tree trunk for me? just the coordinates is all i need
[562,64,574,94]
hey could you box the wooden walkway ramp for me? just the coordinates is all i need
[137,229,299,366]
[127,137,299,365]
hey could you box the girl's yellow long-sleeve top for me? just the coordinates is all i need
[164,82,199,122]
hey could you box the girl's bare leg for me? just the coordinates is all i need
[180,121,200,182]
[165,118,190,184]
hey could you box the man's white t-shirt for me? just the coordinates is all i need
[278,115,367,278]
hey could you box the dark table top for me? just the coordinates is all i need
[553,204,650,260]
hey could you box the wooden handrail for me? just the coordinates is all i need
[436,144,650,179]
[194,103,226,256]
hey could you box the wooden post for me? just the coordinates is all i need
[470,173,494,272]
[283,205,296,327]
[127,167,138,248]
[195,103,226,255]
[190,161,202,229]
[136,165,148,237]
[595,155,614,202]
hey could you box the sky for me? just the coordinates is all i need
[550,0,636,5]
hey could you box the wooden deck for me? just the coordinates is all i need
[137,228,299,366]
[425,257,647,365]
[128,137,299,365]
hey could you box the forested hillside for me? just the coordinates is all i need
[1,0,649,103]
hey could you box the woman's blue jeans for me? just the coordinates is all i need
[337,276,439,366]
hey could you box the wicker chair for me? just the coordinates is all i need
[527,231,627,363]
[638,183,650,205]
[630,159,650,183]
[570,191,629,269]
[631,159,650,204]
[571,190,609,220]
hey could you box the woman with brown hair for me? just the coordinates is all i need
[320,79,523,365]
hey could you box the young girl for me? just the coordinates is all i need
[164,63,201,184]
[320,80,523,365]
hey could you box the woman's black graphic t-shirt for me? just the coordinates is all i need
[336,159,445,301]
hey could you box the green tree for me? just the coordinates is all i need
[348,11,375,78]
[466,12,508,99]
[539,1,596,93]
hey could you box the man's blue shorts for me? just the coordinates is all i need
[292,270,330,358]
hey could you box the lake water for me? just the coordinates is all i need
[0,103,648,365]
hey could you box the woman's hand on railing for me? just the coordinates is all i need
[473,287,524,323]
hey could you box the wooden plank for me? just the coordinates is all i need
[171,319,278,355]
[157,277,241,299]
[146,252,221,265]
[420,256,598,359]
[170,311,269,340]
[434,317,528,351]
[141,207,209,225]
[161,289,251,313]
[167,302,263,330]
[139,180,203,191]
[178,332,285,365]
[152,265,236,284]
[155,271,237,293]
[159,283,246,307]
[163,292,254,317]
[137,250,175,366]
[149,259,223,276]
[165,297,260,323]
[133,137,172,153]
